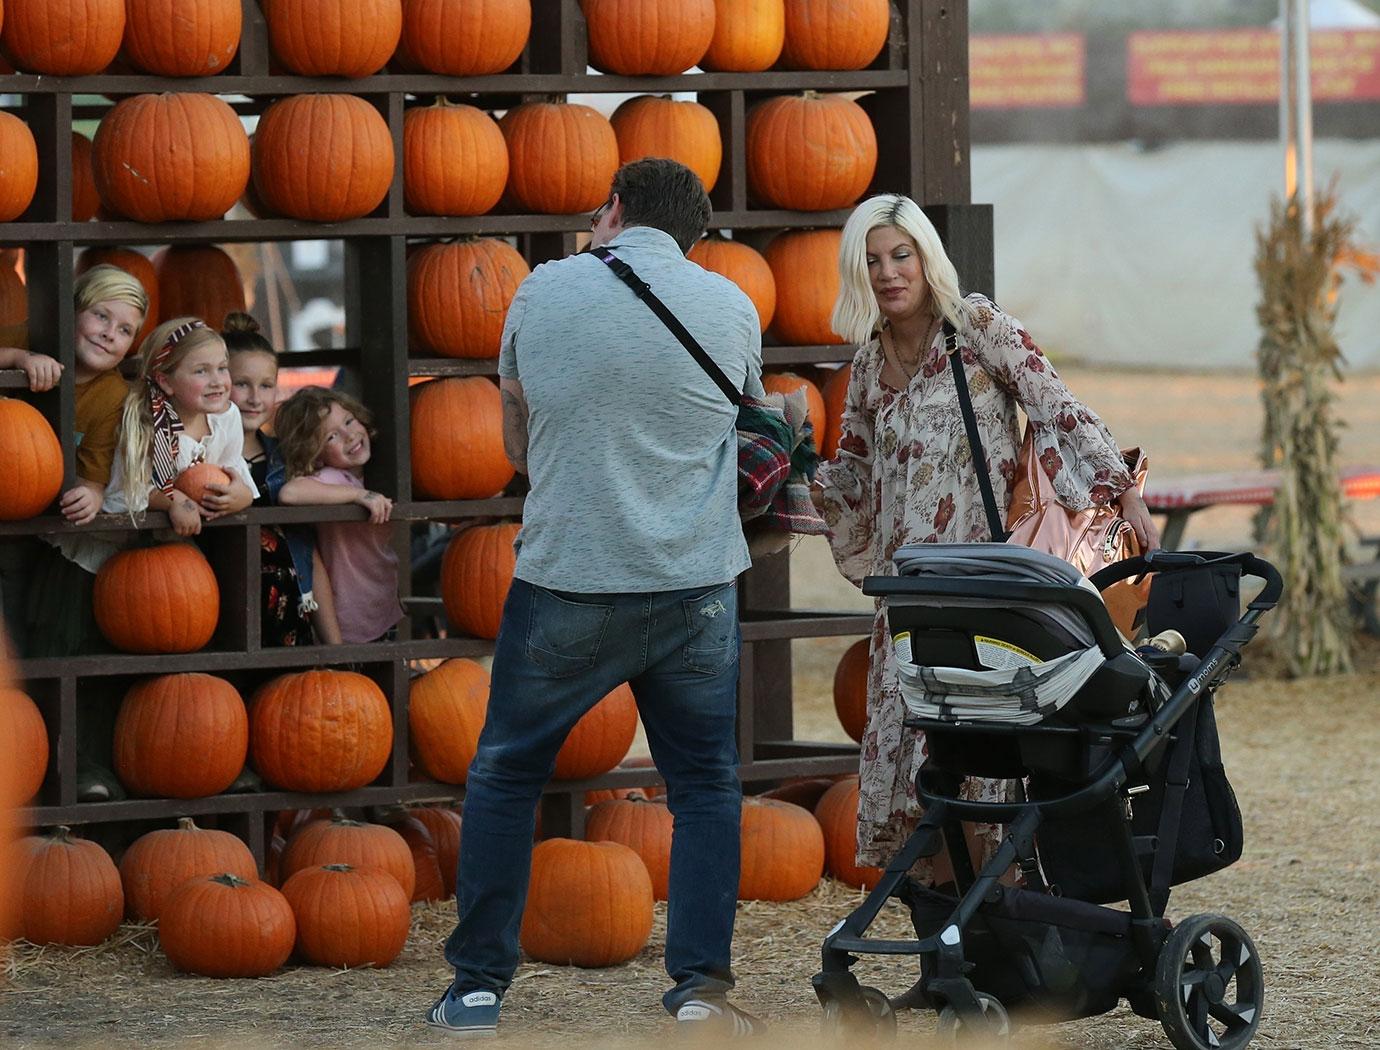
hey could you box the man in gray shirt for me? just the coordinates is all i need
[428,159,764,1038]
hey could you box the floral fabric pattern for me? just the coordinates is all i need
[815,294,1135,870]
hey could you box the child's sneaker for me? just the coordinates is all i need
[674,998,764,1037]
[424,986,501,1036]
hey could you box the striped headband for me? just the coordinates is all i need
[148,320,210,498]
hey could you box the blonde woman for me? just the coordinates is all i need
[813,194,1158,883]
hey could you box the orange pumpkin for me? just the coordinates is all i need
[746,93,877,211]
[160,873,296,977]
[123,0,241,76]
[0,687,48,805]
[688,234,776,333]
[69,132,100,222]
[407,239,529,358]
[399,0,530,76]
[700,0,784,72]
[586,796,674,900]
[0,260,26,349]
[173,462,232,505]
[118,817,257,921]
[761,371,826,449]
[1,0,125,74]
[815,776,883,889]
[0,112,37,222]
[553,683,638,780]
[0,398,62,520]
[519,838,653,967]
[780,0,889,71]
[279,816,416,899]
[403,100,508,217]
[411,807,462,897]
[92,543,220,654]
[387,814,445,902]
[264,0,402,77]
[609,96,722,193]
[8,827,123,945]
[764,228,845,345]
[250,669,393,793]
[409,376,515,500]
[584,0,715,75]
[281,864,411,968]
[439,522,520,639]
[500,102,619,215]
[92,94,250,223]
[408,658,489,784]
[738,797,825,901]
[253,94,394,222]
[819,362,851,458]
[76,247,159,348]
[113,673,247,799]
[832,637,869,743]
[153,244,246,328]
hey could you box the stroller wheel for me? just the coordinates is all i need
[1155,914,1264,1050]
[820,985,897,1039]
[935,994,1010,1043]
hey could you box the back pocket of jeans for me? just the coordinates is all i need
[682,582,738,675]
[526,587,614,678]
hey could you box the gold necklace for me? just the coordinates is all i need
[884,315,942,379]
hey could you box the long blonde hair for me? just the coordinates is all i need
[272,386,376,480]
[74,263,148,316]
[118,317,228,511]
[831,194,974,346]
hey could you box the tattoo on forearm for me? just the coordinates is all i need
[501,389,529,473]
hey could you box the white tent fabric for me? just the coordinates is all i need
[971,139,1380,370]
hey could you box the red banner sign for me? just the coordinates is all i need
[970,34,1086,110]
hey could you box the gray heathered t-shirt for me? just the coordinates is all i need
[498,225,764,593]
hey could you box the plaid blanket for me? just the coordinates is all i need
[737,390,829,543]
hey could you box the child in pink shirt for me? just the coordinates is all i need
[273,386,402,644]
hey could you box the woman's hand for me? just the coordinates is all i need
[355,489,393,524]
[19,351,63,392]
[1118,487,1160,552]
[168,494,203,536]
[59,482,103,526]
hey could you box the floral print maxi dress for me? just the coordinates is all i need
[815,294,1135,871]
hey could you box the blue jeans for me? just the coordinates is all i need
[444,577,743,1014]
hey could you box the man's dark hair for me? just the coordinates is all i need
[610,158,711,254]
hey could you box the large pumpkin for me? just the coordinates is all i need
[700,0,784,72]
[113,673,247,799]
[0,260,26,349]
[832,637,869,742]
[519,839,653,967]
[279,816,416,899]
[584,0,714,75]
[159,874,296,978]
[386,814,445,902]
[499,102,618,215]
[250,670,393,793]
[0,398,62,520]
[746,93,877,212]
[780,0,889,71]
[0,111,37,222]
[92,543,220,654]
[761,370,826,450]
[609,96,721,193]
[8,827,123,946]
[820,362,851,458]
[1,0,124,74]
[408,658,489,784]
[123,0,241,76]
[403,100,508,217]
[152,244,245,328]
[815,776,883,889]
[407,239,529,358]
[764,228,845,346]
[399,0,530,76]
[264,0,402,77]
[410,807,462,897]
[439,522,520,640]
[70,132,100,222]
[253,94,394,222]
[281,864,411,968]
[409,377,514,499]
[0,687,47,805]
[586,797,673,900]
[738,797,825,901]
[76,247,158,348]
[688,234,775,333]
[118,817,257,921]
[553,684,638,780]
[92,94,250,223]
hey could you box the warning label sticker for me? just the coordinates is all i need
[974,635,1041,670]
[893,631,913,665]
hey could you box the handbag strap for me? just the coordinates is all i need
[945,319,1008,541]
[590,245,743,407]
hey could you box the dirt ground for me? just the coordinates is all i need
[3,368,1379,1048]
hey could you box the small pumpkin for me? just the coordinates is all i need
[280,864,411,968]
[403,100,508,218]
[815,776,883,889]
[264,0,402,77]
[278,815,416,899]
[761,371,826,450]
[123,0,241,76]
[764,228,845,346]
[0,688,48,806]
[173,462,232,505]
[833,637,869,743]
[0,112,37,222]
[688,234,776,333]
[410,807,462,897]
[439,522,520,640]
[500,102,619,215]
[746,93,877,212]
[0,260,27,349]
[92,543,220,654]
[8,827,123,946]
[113,673,247,799]
[76,247,159,348]
[738,797,825,901]
[1,0,125,75]
[160,873,296,978]
[408,658,489,784]
[779,0,889,71]
[820,362,851,458]
[700,0,784,72]
[0,398,62,520]
[399,0,530,76]
[70,132,100,222]
[118,817,257,921]
[519,838,653,967]
[407,239,529,358]
[386,814,445,902]
[552,684,638,781]
[584,0,715,75]
[609,96,722,193]
[586,797,673,901]
[152,244,246,329]
[409,376,515,500]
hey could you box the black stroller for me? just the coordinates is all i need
[812,544,1280,1049]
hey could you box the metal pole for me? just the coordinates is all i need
[1281,0,1315,235]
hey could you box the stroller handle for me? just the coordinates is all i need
[1089,550,1283,611]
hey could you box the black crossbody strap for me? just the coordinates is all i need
[591,246,742,406]
[945,319,1007,542]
